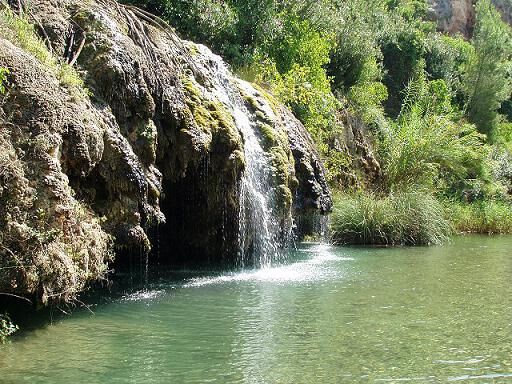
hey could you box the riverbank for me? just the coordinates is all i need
[330,192,512,246]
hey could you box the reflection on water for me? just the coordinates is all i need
[184,244,348,287]
[1,237,512,383]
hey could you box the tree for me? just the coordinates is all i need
[463,0,512,143]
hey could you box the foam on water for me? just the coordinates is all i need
[183,244,349,287]
[121,289,165,302]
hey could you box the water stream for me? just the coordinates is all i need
[196,45,284,267]
[1,235,511,383]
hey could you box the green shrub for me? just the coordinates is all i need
[330,191,451,246]
[168,0,241,63]
[380,27,426,116]
[380,73,488,192]
[425,34,474,104]
[446,199,512,234]
[327,0,385,92]
[254,15,338,143]
[346,60,388,124]
[0,313,18,343]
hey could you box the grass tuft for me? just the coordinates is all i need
[330,191,452,246]
[446,199,512,234]
[0,7,86,94]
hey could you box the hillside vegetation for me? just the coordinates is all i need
[122,0,512,243]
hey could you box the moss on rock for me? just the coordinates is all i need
[237,80,296,215]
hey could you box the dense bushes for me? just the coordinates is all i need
[446,200,512,234]
[462,0,512,142]
[253,15,338,144]
[380,73,488,193]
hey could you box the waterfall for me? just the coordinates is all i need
[195,45,283,268]
[233,107,280,267]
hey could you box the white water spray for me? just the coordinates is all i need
[195,45,284,267]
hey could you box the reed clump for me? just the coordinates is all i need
[446,200,512,234]
[330,191,451,246]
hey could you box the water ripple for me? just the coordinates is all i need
[120,289,165,302]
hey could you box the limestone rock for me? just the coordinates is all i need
[427,0,512,37]
[0,0,331,303]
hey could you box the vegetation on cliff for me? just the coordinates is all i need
[123,0,512,243]
[0,313,17,342]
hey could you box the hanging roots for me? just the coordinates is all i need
[95,0,206,95]
[64,20,86,66]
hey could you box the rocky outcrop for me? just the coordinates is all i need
[427,0,476,36]
[0,0,330,303]
[427,0,512,37]
[0,38,113,305]
[492,0,512,24]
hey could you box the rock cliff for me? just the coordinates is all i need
[0,0,331,304]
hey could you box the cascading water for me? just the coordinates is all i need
[233,107,280,267]
[194,45,286,268]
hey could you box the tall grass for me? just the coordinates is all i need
[330,191,451,246]
[0,7,85,93]
[446,199,512,234]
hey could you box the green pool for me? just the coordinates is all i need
[1,236,511,383]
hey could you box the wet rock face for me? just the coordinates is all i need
[0,39,113,304]
[284,105,333,236]
[0,0,331,300]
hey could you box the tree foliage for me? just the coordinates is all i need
[463,0,512,142]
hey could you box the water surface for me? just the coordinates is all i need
[1,236,511,383]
